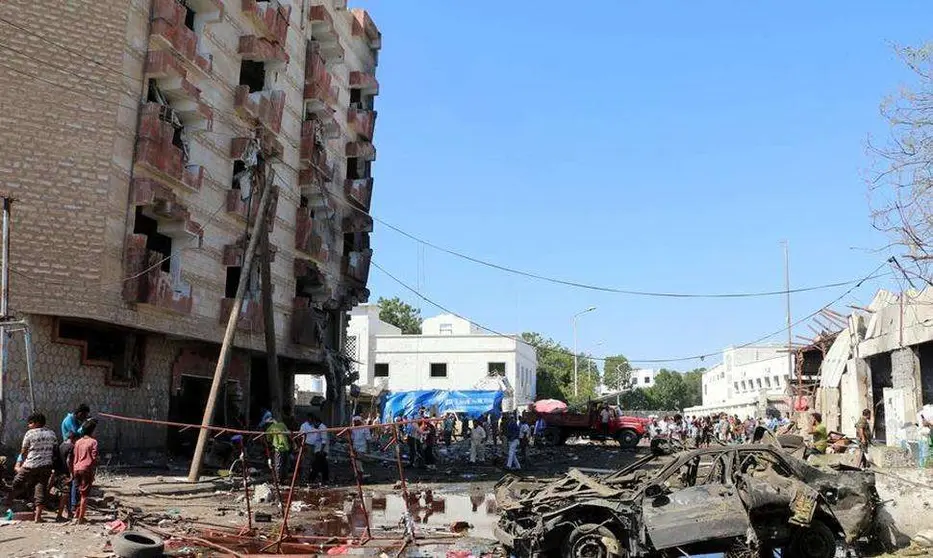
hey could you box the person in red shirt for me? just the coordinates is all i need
[71,420,99,524]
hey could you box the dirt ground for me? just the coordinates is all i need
[0,436,642,557]
[2,436,930,557]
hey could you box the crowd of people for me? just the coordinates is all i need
[4,404,99,523]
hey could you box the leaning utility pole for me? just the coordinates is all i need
[0,197,10,436]
[256,158,283,418]
[187,179,275,482]
[783,241,795,393]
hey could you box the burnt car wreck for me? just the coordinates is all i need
[495,444,880,558]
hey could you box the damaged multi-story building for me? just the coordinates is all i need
[0,0,380,451]
[808,289,933,447]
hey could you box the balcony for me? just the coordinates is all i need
[149,0,213,73]
[226,188,252,221]
[350,9,381,51]
[304,43,339,113]
[291,297,322,348]
[302,114,339,142]
[144,52,213,126]
[239,35,288,63]
[343,213,373,234]
[347,108,376,140]
[231,132,283,161]
[342,249,372,285]
[135,103,204,192]
[300,122,334,183]
[234,85,285,134]
[295,207,312,253]
[132,179,201,237]
[344,178,373,211]
[308,6,344,61]
[123,239,194,314]
[241,0,290,44]
[346,140,376,161]
[349,71,379,96]
[224,238,277,266]
[219,297,264,332]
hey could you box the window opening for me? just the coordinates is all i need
[430,363,447,378]
[133,207,172,273]
[239,60,266,93]
[488,362,505,376]
[184,6,196,31]
[225,266,242,298]
[374,363,389,378]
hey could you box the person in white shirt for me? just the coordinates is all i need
[298,414,329,485]
[519,419,531,461]
[470,419,487,463]
[350,415,370,478]
[599,406,611,436]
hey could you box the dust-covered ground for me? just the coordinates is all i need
[0,436,644,557]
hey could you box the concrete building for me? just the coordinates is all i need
[0,0,380,449]
[632,368,659,390]
[685,345,793,417]
[814,289,933,446]
[345,305,538,409]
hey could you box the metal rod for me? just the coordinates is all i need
[0,197,10,434]
[239,437,253,532]
[272,438,305,553]
[187,176,274,482]
[22,326,35,411]
[260,436,286,517]
[346,430,372,542]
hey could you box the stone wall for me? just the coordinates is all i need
[1,315,174,451]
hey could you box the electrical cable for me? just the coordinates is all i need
[370,259,890,365]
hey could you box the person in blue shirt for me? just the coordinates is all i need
[60,403,90,513]
[61,404,90,440]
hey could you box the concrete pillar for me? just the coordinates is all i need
[840,359,871,437]
[891,347,922,422]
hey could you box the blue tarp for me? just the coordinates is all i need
[381,390,504,422]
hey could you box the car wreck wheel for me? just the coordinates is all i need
[563,523,624,558]
[787,521,836,558]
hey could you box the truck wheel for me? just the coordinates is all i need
[616,429,639,449]
[542,427,563,446]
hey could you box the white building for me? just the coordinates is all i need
[632,368,659,389]
[685,345,793,417]
[344,305,538,409]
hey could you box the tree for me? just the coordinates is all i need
[682,368,705,409]
[602,354,633,392]
[377,297,422,334]
[870,43,933,283]
[648,369,689,410]
[521,332,597,404]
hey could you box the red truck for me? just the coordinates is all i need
[532,401,649,448]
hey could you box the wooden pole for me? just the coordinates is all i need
[257,161,283,418]
[187,180,274,482]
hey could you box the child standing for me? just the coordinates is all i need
[71,420,99,524]
[54,432,76,521]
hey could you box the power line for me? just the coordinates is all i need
[370,259,890,365]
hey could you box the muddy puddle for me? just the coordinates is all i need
[295,485,500,541]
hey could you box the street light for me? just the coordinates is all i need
[572,306,597,398]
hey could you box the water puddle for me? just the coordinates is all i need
[297,486,499,541]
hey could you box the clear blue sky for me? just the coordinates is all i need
[353,1,929,369]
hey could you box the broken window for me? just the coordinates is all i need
[232,160,247,189]
[350,88,361,107]
[183,5,196,31]
[239,60,266,93]
[225,266,241,298]
[56,320,145,385]
[346,157,371,180]
[134,208,172,273]
[488,362,505,376]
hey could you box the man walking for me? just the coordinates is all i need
[300,414,329,485]
[261,412,291,482]
[599,405,611,436]
[505,415,521,470]
[469,419,487,464]
[855,409,872,450]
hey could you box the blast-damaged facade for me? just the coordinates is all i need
[0,0,379,449]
